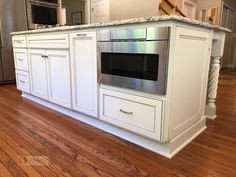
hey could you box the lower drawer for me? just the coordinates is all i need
[16,70,30,93]
[100,88,162,141]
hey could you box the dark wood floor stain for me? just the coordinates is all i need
[0,70,235,177]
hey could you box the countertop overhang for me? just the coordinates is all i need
[11,15,231,35]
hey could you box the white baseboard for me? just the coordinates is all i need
[22,93,206,159]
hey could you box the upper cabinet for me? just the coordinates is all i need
[91,0,110,23]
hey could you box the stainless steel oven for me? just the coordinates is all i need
[97,27,170,95]
[26,0,59,29]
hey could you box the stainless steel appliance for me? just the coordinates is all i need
[0,0,28,84]
[97,27,170,95]
[26,0,59,29]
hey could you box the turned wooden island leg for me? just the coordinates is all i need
[205,56,221,119]
[205,31,226,119]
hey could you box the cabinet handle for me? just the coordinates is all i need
[41,55,48,59]
[76,34,87,37]
[19,80,25,83]
[18,58,24,61]
[119,109,133,115]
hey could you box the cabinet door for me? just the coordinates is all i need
[70,32,98,117]
[28,49,48,100]
[46,50,71,108]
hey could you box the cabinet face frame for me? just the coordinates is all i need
[69,31,98,117]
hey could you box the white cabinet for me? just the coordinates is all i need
[12,35,30,93]
[28,49,71,108]
[47,50,71,108]
[15,70,30,93]
[12,36,27,48]
[70,32,98,117]
[13,48,28,71]
[27,34,69,49]
[100,88,162,141]
[28,49,48,100]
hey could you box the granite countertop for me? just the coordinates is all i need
[11,15,230,35]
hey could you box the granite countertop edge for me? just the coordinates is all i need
[11,15,231,35]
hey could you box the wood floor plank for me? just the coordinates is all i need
[0,69,235,176]
[0,161,13,177]
[0,134,42,177]
[0,131,72,177]
[0,147,28,177]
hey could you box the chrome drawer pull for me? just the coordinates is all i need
[120,109,133,115]
[76,34,87,37]
[18,58,24,61]
[19,80,25,83]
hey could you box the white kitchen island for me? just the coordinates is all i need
[11,15,228,158]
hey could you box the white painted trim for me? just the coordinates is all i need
[22,92,207,159]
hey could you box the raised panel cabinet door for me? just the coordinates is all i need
[70,32,98,117]
[46,50,71,108]
[28,49,48,100]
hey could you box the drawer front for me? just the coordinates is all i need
[27,34,69,49]
[16,70,30,93]
[100,89,162,141]
[12,36,27,48]
[13,49,28,71]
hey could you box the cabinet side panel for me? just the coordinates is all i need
[169,27,211,139]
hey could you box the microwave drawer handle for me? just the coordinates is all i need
[119,109,133,115]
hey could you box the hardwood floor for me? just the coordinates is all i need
[0,70,235,177]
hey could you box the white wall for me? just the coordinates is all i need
[109,0,159,21]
